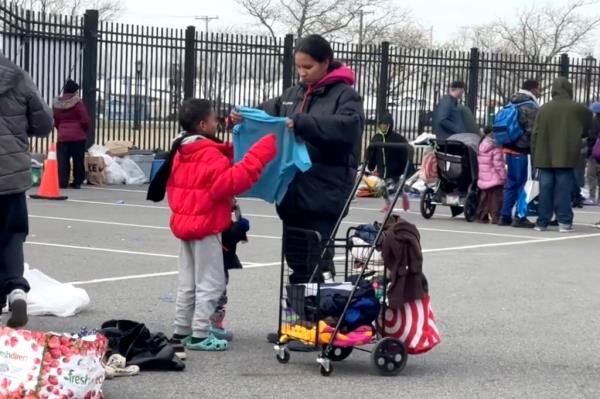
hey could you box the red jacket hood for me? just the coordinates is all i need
[311,64,355,90]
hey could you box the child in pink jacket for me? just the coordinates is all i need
[477,128,507,223]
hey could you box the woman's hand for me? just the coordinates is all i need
[287,118,294,129]
[230,111,243,125]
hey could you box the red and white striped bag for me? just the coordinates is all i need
[378,295,441,355]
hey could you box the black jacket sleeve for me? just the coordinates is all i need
[367,133,383,171]
[20,72,53,138]
[292,88,364,147]
[259,96,282,117]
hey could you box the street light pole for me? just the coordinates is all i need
[134,60,142,130]
[194,15,219,32]
[358,9,374,48]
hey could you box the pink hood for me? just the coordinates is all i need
[311,64,356,90]
[477,136,507,190]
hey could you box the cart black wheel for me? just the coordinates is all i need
[464,191,478,222]
[276,350,290,364]
[326,346,353,362]
[420,188,436,219]
[372,337,407,376]
[320,363,333,376]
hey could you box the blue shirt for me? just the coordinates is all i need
[233,107,312,204]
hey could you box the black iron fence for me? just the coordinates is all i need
[1,1,599,156]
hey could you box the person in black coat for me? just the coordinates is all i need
[367,113,409,211]
[231,34,365,284]
[367,113,409,180]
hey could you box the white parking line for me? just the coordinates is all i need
[31,203,546,241]
[29,215,282,240]
[29,232,600,286]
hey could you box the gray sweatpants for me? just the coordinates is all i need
[174,235,226,338]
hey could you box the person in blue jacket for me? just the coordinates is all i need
[232,34,365,287]
[432,81,466,140]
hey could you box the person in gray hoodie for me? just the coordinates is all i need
[0,55,53,327]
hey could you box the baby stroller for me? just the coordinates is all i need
[420,133,480,222]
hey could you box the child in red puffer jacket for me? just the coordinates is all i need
[477,127,507,223]
[166,99,276,354]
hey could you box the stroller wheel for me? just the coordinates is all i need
[464,191,478,222]
[372,337,407,376]
[420,188,436,219]
[325,345,353,362]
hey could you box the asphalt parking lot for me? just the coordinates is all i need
[22,186,600,399]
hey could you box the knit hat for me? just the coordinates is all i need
[63,80,80,94]
[591,102,600,114]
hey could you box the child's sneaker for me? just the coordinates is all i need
[185,334,229,351]
[210,325,234,342]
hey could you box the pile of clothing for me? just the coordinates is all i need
[100,320,185,373]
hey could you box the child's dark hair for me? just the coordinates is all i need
[484,125,493,135]
[295,34,341,71]
[450,81,465,89]
[522,79,540,91]
[179,99,212,132]
[63,79,79,94]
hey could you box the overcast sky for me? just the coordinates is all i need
[119,0,600,55]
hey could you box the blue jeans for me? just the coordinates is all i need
[501,154,528,221]
[537,168,575,227]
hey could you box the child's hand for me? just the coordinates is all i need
[287,118,294,129]
[230,111,243,125]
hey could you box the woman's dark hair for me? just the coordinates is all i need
[179,99,212,132]
[294,34,341,71]
[63,80,79,94]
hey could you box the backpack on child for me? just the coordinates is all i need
[492,101,535,146]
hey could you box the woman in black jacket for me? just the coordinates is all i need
[231,35,365,283]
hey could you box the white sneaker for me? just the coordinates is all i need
[559,224,574,233]
[6,289,28,328]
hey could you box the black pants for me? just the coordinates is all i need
[0,193,30,308]
[282,217,337,284]
[57,140,86,188]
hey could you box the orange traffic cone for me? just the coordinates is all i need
[30,144,68,201]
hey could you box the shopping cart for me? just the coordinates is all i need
[273,142,415,376]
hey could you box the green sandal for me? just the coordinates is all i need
[185,334,229,351]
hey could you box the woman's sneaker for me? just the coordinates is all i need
[185,334,229,351]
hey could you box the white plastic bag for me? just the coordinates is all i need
[104,159,127,184]
[117,156,147,184]
[88,144,108,157]
[23,264,90,317]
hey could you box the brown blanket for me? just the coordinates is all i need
[380,215,428,308]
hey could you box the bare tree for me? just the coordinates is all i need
[453,0,600,59]
[13,0,124,20]
[236,0,395,42]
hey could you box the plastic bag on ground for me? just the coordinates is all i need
[116,156,147,184]
[88,144,108,157]
[105,159,127,184]
[23,264,90,317]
